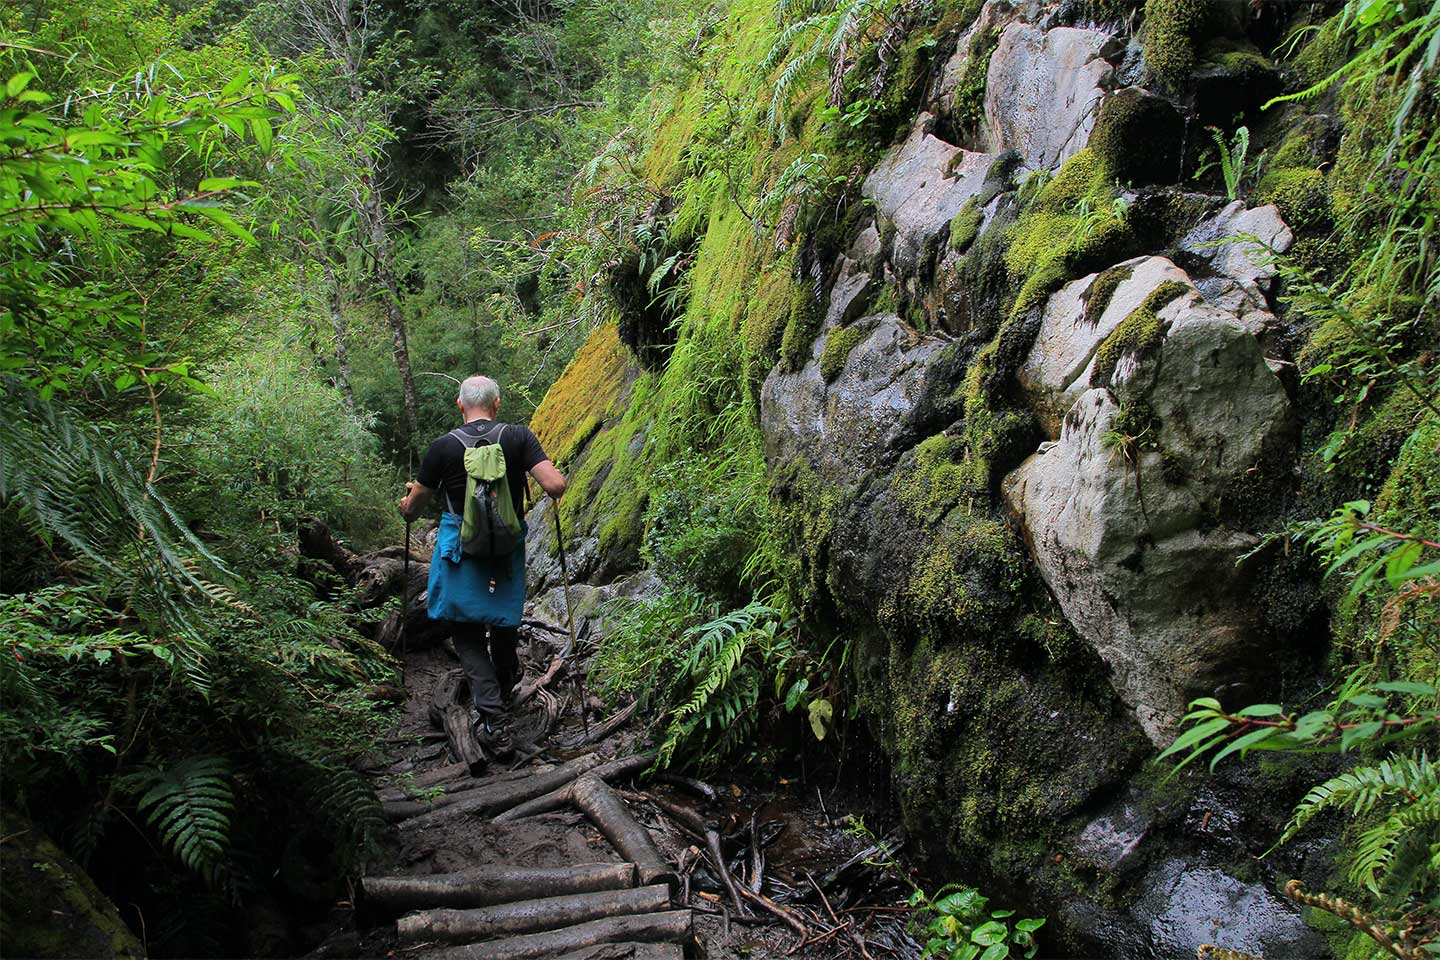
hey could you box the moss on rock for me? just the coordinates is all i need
[819,325,866,383]
[779,283,823,371]
[1085,264,1133,326]
[1141,0,1215,89]
[1256,167,1331,233]
[1089,88,1185,185]
[949,196,983,253]
[1090,279,1189,386]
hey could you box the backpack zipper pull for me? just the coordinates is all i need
[488,578,496,594]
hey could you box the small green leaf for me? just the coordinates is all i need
[808,698,832,741]
[1339,721,1384,750]
[1236,703,1285,718]
[972,921,1008,946]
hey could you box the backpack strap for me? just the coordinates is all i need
[443,422,510,515]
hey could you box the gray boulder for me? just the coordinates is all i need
[1017,255,1192,437]
[984,23,1118,170]
[1004,288,1291,743]
[861,114,996,274]
[761,314,960,489]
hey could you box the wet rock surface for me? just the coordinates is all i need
[984,23,1118,170]
[1135,861,1328,960]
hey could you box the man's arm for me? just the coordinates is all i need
[529,460,567,499]
[398,481,433,521]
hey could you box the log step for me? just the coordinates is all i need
[397,884,672,944]
[415,910,693,960]
[359,862,636,920]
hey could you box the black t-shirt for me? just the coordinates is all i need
[417,419,549,520]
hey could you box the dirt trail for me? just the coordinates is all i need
[309,607,918,959]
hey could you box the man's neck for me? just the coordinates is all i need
[462,410,496,424]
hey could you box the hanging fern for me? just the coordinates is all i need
[125,755,235,884]
[762,0,906,139]
[1280,752,1439,901]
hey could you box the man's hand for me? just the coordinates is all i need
[530,460,567,500]
[398,480,431,521]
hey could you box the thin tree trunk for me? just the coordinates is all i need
[359,189,419,441]
[309,211,356,412]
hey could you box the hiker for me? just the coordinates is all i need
[397,375,566,759]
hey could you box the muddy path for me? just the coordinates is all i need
[308,612,924,959]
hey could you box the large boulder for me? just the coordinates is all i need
[861,114,996,275]
[1017,255,1193,438]
[1004,286,1292,743]
[760,314,962,489]
[983,23,1119,170]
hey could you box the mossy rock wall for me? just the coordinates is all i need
[0,807,145,959]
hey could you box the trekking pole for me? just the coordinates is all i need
[401,516,412,680]
[553,504,590,739]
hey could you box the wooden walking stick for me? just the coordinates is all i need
[553,504,590,739]
[401,516,412,679]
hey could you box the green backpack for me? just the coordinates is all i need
[446,424,523,561]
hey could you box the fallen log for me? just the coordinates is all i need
[397,753,604,830]
[397,884,672,944]
[551,945,682,960]
[572,776,677,893]
[493,753,656,824]
[359,862,636,921]
[416,910,693,960]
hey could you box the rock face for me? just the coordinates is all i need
[1178,201,1293,336]
[0,808,144,959]
[984,23,1117,170]
[861,115,996,274]
[1005,283,1292,743]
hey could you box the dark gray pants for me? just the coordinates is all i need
[451,623,520,717]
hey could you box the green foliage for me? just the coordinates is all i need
[642,456,768,602]
[1084,264,1132,326]
[123,756,235,885]
[653,599,808,770]
[1194,125,1260,201]
[761,0,907,139]
[0,41,297,399]
[909,883,1046,960]
[185,354,400,548]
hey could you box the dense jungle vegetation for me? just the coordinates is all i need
[2,0,1437,956]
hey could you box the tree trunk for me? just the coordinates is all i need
[358,862,636,920]
[397,884,671,943]
[359,188,419,442]
[493,753,655,824]
[308,209,355,412]
[415,911,693,960]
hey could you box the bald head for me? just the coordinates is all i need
[458,375,500,418]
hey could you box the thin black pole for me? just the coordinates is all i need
[553,504,590,739]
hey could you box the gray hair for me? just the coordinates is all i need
[458,375,500,411]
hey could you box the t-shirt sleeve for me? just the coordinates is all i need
[519,426,548,471]
[416,435,451,489]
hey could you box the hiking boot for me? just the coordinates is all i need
[472,710,514,760]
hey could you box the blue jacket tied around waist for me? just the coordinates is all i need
[427,512,527,626]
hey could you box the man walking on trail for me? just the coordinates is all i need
[397,375,566,760]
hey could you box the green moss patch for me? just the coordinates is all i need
[1256,167,1331,233]
[949,197,984,253]
[1141,0,1215,89]
[1090,279,1189,386]
[820,325,866,383]
[1085,264,1133,326]
[1088,88,1185,185]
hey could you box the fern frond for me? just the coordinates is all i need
[129,755,234,883]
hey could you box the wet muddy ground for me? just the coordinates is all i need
[308,622,926,959]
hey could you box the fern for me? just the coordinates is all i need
[125,755,235,884]
[0,392,226,680]
[762,0,904,139]
[655,601,782,769]
[1280,752,1438,900]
